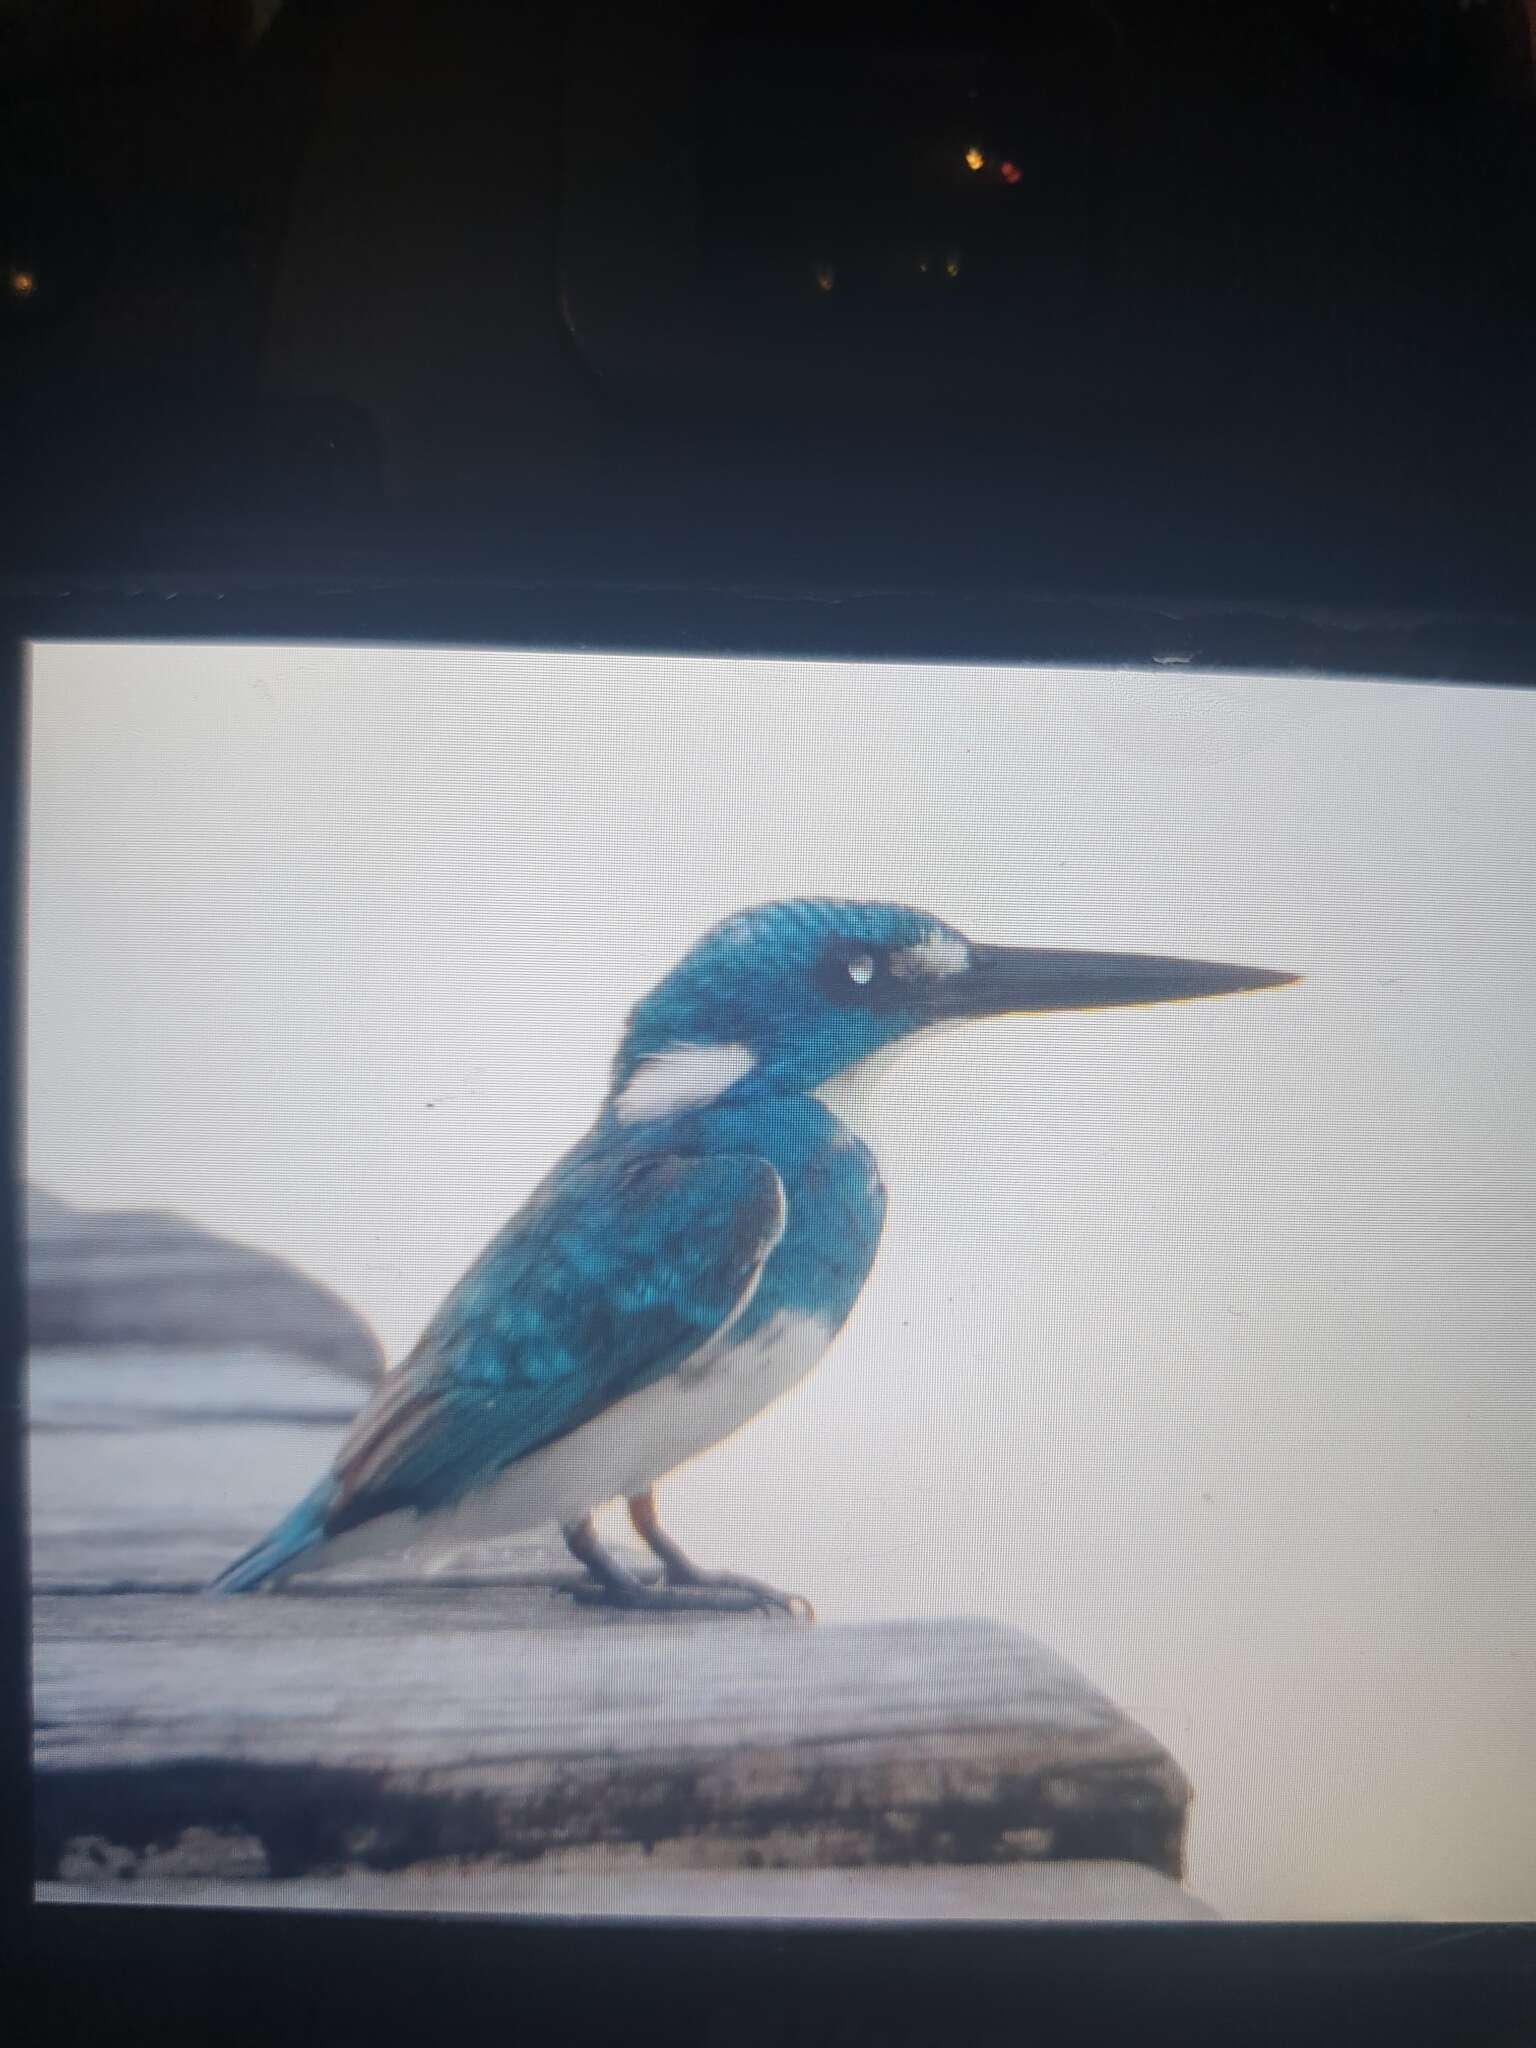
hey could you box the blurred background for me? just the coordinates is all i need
[3,1,1536,616]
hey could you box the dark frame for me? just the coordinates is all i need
[7,570,1536,684]
[6,582,1535,2045]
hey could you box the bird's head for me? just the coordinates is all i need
[607,897,1298,1125]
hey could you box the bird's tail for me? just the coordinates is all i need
[210,1480,338,1594]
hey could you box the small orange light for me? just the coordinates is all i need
[945,252,962,279]
[917,255,931,275]
[964,147,984,172]
[9,269,36,299]
[814,261,836,293]
[1000,161,1022,185]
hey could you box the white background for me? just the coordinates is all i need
[27,641,1536,1920]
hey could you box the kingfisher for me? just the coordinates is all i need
[215,898,1296,1613]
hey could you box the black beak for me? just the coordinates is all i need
[934,943,1300,1020]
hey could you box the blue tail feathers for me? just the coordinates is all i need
[211,1481,336,1593]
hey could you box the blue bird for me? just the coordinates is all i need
[214,898,1296,1612]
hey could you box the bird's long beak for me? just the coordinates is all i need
[934,944,1300,1019]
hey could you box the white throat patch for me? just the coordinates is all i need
[812,1039,911,1149]
[613,1042,756,1123]
[813,1017,974,1150]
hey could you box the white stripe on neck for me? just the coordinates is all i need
[613,1042,756,1123]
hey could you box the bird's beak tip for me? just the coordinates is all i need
[947,945,1304,1019]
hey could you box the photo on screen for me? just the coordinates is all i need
[25,642,1535,1923]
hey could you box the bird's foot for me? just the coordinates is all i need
[563,1509,813,1620]
[664,1564,815,1622]
[570,1566,812,1621]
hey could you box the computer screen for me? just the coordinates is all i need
[25,639,1535,1924]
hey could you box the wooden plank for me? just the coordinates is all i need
[28,1345,649,1593]
[26,1185,385,1382]
[29,1345,368,1591]
[33,1609,1189,1883]
[30,1332,1197,1909]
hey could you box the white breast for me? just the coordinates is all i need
[454,1307,834,1534]
[301,1308,836,1577]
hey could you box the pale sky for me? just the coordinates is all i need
[26,641,1536,1921]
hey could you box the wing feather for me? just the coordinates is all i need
[326,1147,785,1535]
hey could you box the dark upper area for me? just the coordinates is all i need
[3,2,1535,629]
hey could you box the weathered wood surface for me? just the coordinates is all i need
[26,1184,384,1383]
[28,1342,643,1596]
[30,1343,371,1592]
[30,1334,1203,1915]
[35,1605,1189,1881]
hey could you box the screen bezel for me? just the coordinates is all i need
[6,580,1535,2040]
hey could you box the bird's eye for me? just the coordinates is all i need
[847,954,875,986]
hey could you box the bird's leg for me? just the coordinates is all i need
[562,1511,797,1616]
[627,1489,814,1621]
[561,1507,811,1613]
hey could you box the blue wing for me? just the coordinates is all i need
[323,1147,785,1537]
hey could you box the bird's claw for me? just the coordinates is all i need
[669,1568,816,1622]
[570,1571,814,1621]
